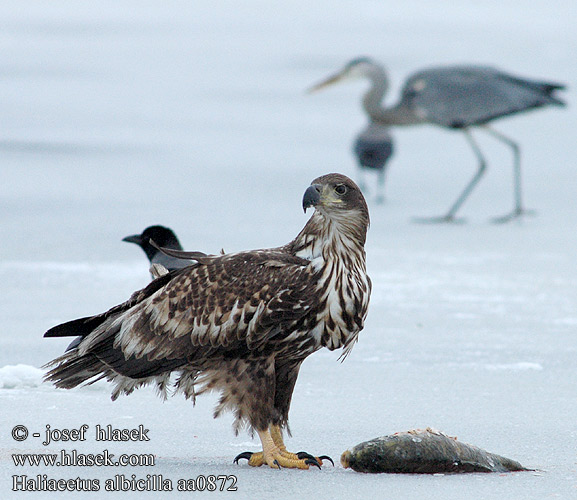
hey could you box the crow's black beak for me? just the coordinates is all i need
[122,234,143,246]
[302,184,322,212]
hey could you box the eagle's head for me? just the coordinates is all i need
[302,173,370,245]
[303,173,369,222]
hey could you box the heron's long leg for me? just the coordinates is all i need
[375,167,386,204]
[357,167,368,194]
[445,129,487,219]
[483,126,520,212]
[482,126,534,223]
[415,129,486,223]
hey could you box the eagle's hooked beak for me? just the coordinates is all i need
[303,184,322,212]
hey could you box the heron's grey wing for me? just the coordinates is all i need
[400,66,564,128]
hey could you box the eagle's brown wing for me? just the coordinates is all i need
[45,249,315,384]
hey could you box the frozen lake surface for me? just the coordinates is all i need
[1,1,576,498]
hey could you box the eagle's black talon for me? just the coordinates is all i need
[233,451,253,464]
[305,458,322,469]
[273,459,282,469]
[318,455,334,466]
[296,451,333,466]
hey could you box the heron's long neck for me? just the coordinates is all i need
[363,69,422,126]
[362,70,388,120]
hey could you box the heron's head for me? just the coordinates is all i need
[308,57,382,92]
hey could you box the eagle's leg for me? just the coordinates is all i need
[272,360,333,465]
[234,427,322,469]
[234,357,332,469]
[269,425,333,466]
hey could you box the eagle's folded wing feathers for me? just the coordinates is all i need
[76,252,314,373]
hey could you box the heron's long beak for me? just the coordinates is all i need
[307,71,346,93]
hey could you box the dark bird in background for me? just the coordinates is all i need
[309,57,566,222]
[352,122,394,204]
[123,225,192,272]
[44,173,371,470]
[66,226,191,353]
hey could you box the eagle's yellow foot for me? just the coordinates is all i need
[269,425,333,467]
[233,426,333,469]
[233,451,267,467]
[233,450,318,469]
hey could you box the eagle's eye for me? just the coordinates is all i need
[335,184,348,195]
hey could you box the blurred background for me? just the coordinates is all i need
[0,0,574,262]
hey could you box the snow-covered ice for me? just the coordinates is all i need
[0,365,44,390]
[1,1,576,498]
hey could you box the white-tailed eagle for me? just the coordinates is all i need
[44,173,371,469]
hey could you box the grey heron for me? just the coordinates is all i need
[309,57,566,222]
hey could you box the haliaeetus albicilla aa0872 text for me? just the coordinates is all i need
[43,173,371,470]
